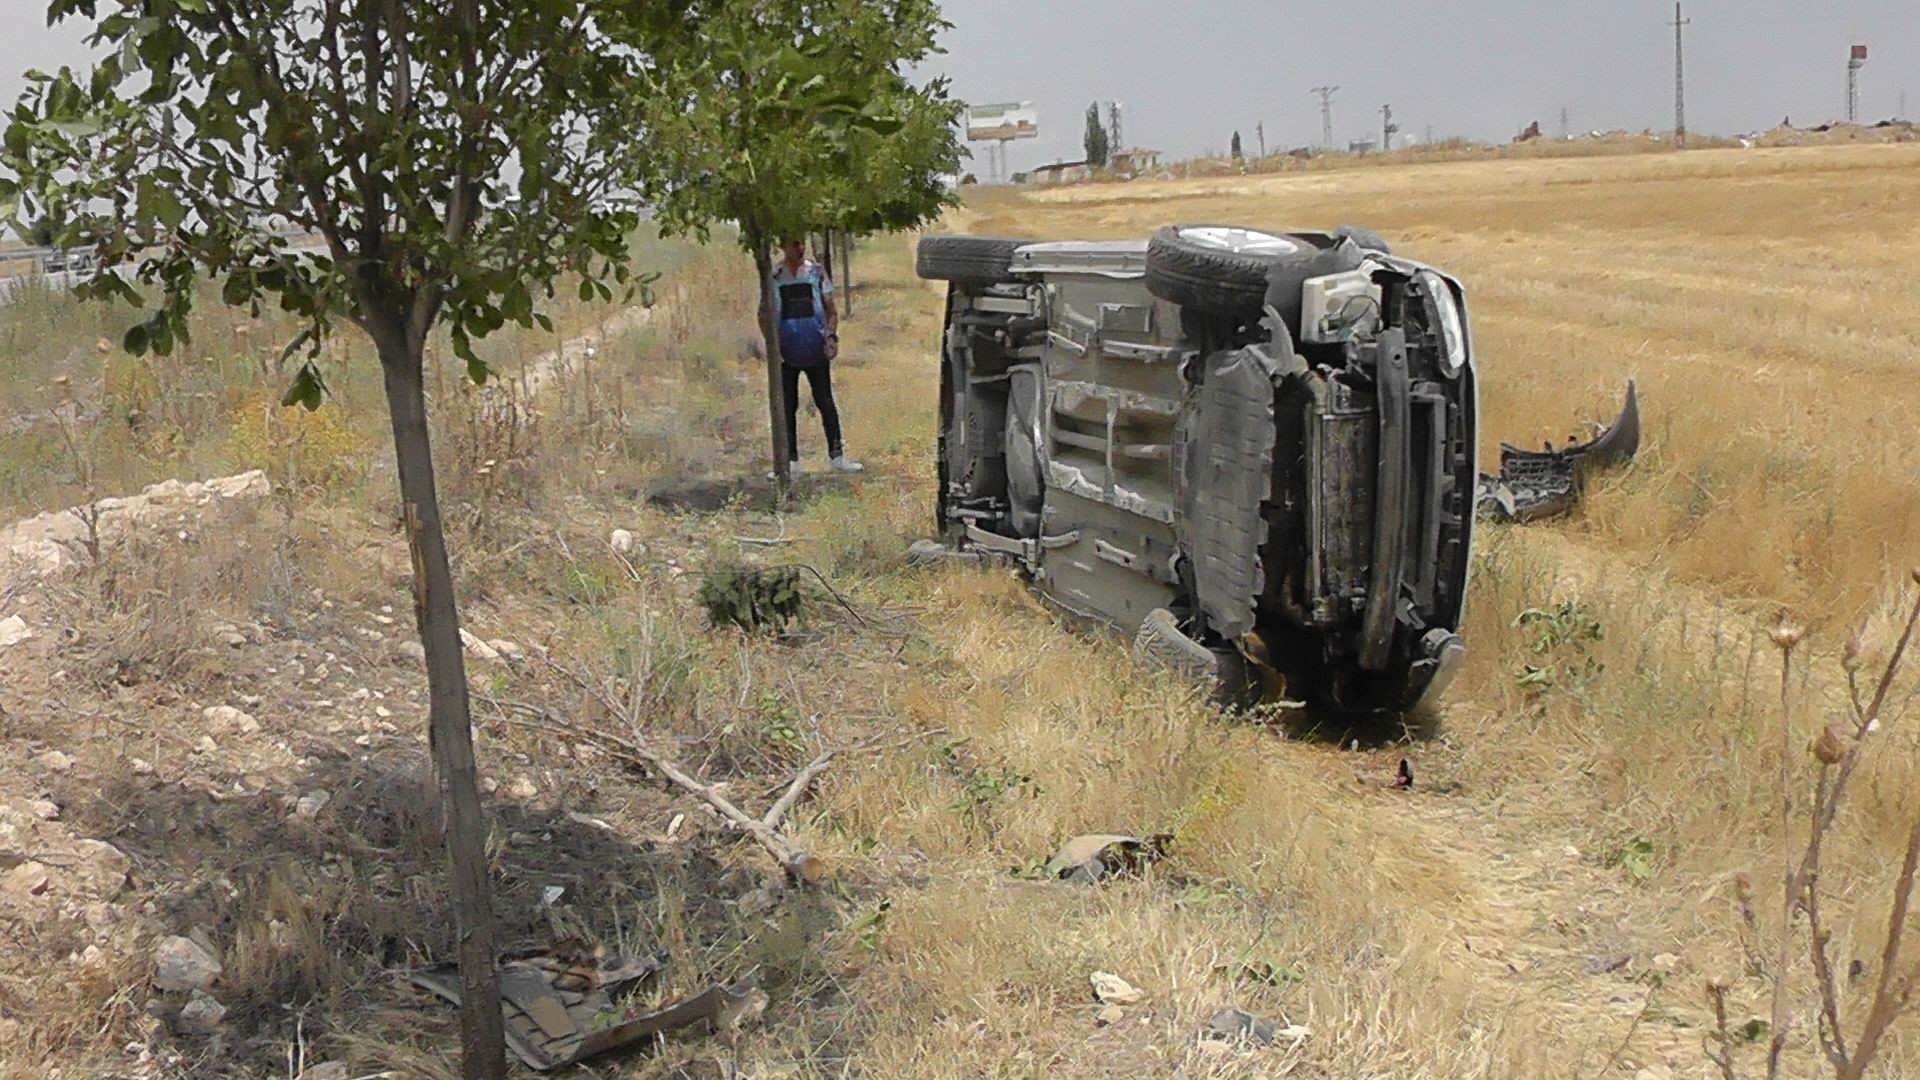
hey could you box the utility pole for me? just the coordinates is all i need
[1311,85,1338,149]
[1670,2,1690,147]
[1559,106,1570,140]
[1108,100,1123,153]
[1380,104,1396,151]
[1256,120,1266,158]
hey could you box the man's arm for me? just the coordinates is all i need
[823,293,838,335]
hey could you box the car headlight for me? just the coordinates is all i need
[1418,270,1467,378]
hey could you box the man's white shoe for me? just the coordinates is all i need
[766,459,800,481]
[829,455,865,474]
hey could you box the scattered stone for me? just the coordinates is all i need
[1585,952,1633,975]
[36,749,73,773]
[566,810,614,832]
[0,614,32,648]
[299,1063,351,1080]
[292,791,332,819]
[610,529,635,554]
[152,935,222,992]
[176,989,227,1034]
[1089,971,1144,1005]
[130,758,155,776]
[194,735,219,755]
[395,640,426,664]
[25,798,58,821]
[1095,1004,1125,1026]
[1651,952,1680,973]
[506,777,538,800]
[202,705,258,733]
[486,639,523,661]
[1205,1007,1285,1047]
[460,630,500,661]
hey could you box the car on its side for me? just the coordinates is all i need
[915,225,1477,712]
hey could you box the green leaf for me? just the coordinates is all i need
[466,354,491,386]
[279,362,325,411]
[121,321,149,356]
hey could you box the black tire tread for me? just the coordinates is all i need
[916,235,1027,284]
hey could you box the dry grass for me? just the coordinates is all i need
[3,146,1920,1076]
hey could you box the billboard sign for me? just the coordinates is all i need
[1850,44,1868,62]
[967,102,1039,141]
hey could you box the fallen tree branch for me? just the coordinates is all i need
[485,665,941,885]
[492,706,822,883]
[760,729,946,830]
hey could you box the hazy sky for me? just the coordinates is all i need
[924,0,1918,171]
[2,2,1914,175]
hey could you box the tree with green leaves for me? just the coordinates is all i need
[1231,129,1243,161]
[2,2,667,1075]
[1084,100,1109,168]
[632,0,962,492]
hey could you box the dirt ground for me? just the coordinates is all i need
[2,144,1918,1077]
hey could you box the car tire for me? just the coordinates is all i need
[915,236,1027,285]
[1146,225,1364,323]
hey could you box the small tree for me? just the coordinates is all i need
[633,0,960,492]
[1230,129,1244,161]
[3,3,654,1075]
[1084,100,1110,168]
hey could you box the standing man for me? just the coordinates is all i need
[773,236,863,474]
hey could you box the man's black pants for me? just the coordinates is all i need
[782,361,843,461]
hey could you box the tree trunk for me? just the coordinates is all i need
[374,324,507,1080]
[751,237,792,494]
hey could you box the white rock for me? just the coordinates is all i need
[459,630,499,661]
[202,706,258,734]
[37,750,73,773]
[130,758,155,776]
[152,935,222,992]
[193,736,218,755]
[610,529,635,554]
[486,639,522,660]
[395,640,426,664]
[292,791,331,819]
[176,989,227,1034]
[1652,952,1680,972]
[0,615,31,648]
[506,777,538,800]
[1089,971,1144,1005]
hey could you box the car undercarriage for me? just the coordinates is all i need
[915,226,1634,713]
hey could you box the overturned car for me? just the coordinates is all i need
[915,226,1479,712]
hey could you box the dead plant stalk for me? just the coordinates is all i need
[1727,585,1920,1079]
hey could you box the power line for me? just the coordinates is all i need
[1670,2,1690,147]
[1311,85,1339,150]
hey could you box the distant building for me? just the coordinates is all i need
[1108,147,1162,176]
[1027,159,1092,185]
[1347,138,1378,154]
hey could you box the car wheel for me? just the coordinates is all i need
[915,235,1028,285]
[1145,225,1365,325]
